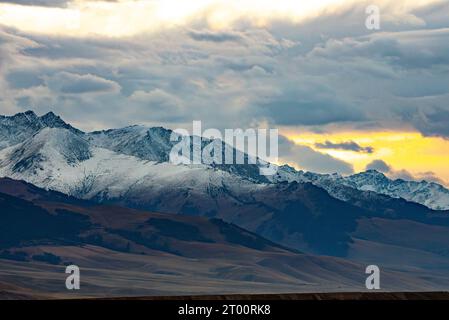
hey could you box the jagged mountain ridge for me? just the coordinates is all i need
[88,124,270,183]
[271,166,449,211]
[0,110,448,212]
[2,111,449,268]
[0,111,449,210]
[0,110,81,150]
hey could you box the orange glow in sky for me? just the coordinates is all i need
[284,130,449,185]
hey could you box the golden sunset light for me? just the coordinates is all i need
[284,130,449,185]
[0,0,442,36]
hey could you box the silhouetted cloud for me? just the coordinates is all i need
[189,30,242,43]
[365,160,391,173]
[365,161,447,185]
[415,171,447,185]
[316,141,374,153]
[279,136,354,175]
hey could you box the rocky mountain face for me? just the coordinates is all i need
[1,111,449,268]
[1,110,448,209]
[0,111,81,150]
[270,167,449,211]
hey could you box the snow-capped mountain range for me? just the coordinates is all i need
[271,166,449,211]
[0,110,449,212]
[3,109,449,263]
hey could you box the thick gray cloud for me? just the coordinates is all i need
[279,135,354,175]
[189,30,242,43]
[0,1,448,140]
[257,94,365,126]
[128,89,186,122]
[414,171,447,185]
[316,140,374,153]
[366,160,391,173]
[390,169,416,181]
[389,169,447,185]
[45,72,121,94]
[366,160,447,185]
[401,106,449,138]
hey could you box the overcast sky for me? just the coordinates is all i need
[0,0,448,180]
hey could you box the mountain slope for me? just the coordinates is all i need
[0,129,365,256]
[0,110,81,150]
[0,179,290,257]
[272,166,449,210]
[341,171,449,210]
[88,125,175,162]
[2,110,449,210]
[1,111,449,271]
[5,178,444,297]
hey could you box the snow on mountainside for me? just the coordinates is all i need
[0,110,81,150]
[87,124,270,183]
[0,125,261,211]
[268,167,449,211]
[88,125,175,162]
[3,110,449,264]
[342,171,449,211]
[0,110,449,211]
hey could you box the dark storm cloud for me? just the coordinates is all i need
[258,98,364,126]
[402,106,449,138]
[315,141,374,153]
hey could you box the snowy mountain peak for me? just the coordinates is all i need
[2,110,40,126]
[88,124,175,162]
[39,111,72,129]
[347,170,390,190]
[0,110,82,150]
[5,110,73,129]
[342,170,449,210]
[17,110,39,120]
[0,127,91,176]
[277,168,449,211]
[40,111,83,135]
[1,110,449,210]
[355,169,388,179]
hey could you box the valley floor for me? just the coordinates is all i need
[2,245,449,300]
[0,253,365,300]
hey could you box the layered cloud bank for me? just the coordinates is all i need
[0,0,448,179]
